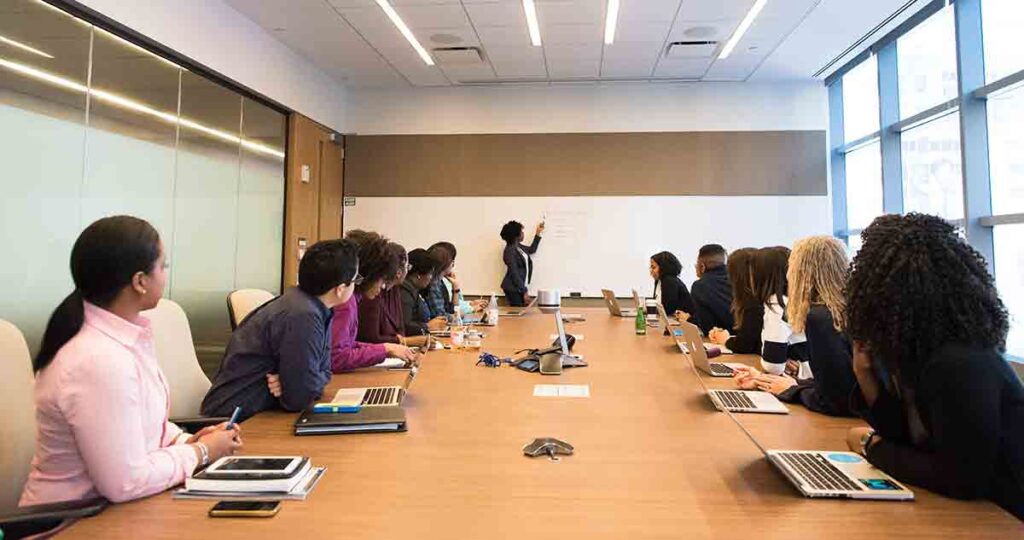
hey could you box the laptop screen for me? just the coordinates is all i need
[554,312,569,355]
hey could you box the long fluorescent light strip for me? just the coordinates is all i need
[0,35,54,59]
[719,0,768,59]
[604,0,620,45]
[523,0,542,47]
[0,57,284,159]
[374,0,434,66]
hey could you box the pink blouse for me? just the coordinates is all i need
[19,302,198,506]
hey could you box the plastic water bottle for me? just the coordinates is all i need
[452,304,463,328]
[635,307,647,336]
[486,293,499,326]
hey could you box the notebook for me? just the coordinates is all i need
[294,405,407,435]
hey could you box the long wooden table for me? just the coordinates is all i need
[65,308,1020,538]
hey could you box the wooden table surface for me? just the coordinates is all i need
[64,308,1021,539]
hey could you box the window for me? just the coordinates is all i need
[987,86,1024,215]
[994,225,1024,358]
[901,113,964,220]
[897,5,958,118]
[983,0,1024,83]
[842,55,879,142]
[845,142,884,231]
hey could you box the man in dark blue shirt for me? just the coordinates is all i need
[202,239,360,421]
[690,244,735,336]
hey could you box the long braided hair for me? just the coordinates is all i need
[786,235,849,334]
[846,213,1008,386]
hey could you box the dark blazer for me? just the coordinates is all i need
[857,344,1024,520]
[777,305,857,417]
[690,265,735,334]
[725,303,763,354]
[500,235,541,296]
[399,278,431,336]
[656,275,697,325]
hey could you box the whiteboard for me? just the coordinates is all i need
[344,196,831,297]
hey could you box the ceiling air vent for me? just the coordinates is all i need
[665,41,719,59]
[431,46,484,65]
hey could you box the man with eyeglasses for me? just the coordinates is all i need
[201,239,361,422]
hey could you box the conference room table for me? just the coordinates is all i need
[64,307,1020,538]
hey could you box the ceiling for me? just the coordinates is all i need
[224,0,926,88]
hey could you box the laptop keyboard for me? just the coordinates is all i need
[715,390,756,410]
[709,363,735,376]
[779,452,864,492]
[362,387,396,406]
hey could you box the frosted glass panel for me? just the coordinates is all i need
[236,98,286,294]
[171,71,243,346]
[0,0,90,352]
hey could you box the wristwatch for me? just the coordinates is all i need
[859,430,877,457]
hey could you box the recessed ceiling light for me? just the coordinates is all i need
[719,0,768,59]
[604,0,620,45]
[0,34,53,59]
[523,0,542,47]
[374,0,434,66]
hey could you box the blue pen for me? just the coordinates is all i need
[226,406,242,430]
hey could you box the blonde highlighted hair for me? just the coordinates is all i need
[786,236,850,334]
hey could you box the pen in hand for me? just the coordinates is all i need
[226,406,242,431]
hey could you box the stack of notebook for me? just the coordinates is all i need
[174,456,326,501]
[294,405,407,435]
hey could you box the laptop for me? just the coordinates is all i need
[672,320,747,378]
[500,297,537,317]
[330,366,417,408]
[601,289,637,317]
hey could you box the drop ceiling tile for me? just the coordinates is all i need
[617,0,680,22]
[476,24,531,47]
[465,2,526,26]
[541,23,602,45]
[613,19,672,43]
[652,56,712,78]
[440,62,496,82]
[492,59,548,79]
[677,0,756,21]
[416,26,482,48]
[668,18,738,42]
[547,56,601,78]
[393,4,470,28]
[536,0,605,25]
[544,43,602,61]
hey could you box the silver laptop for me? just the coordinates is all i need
[683,353,913,500]
[331,367,418,408]
[500,297,537,317]
[601,289,636,317]
[673,320,746,378]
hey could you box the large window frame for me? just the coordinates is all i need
[828,0,1024,359]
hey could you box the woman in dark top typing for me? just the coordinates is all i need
[708,248,762,354]
[399,248,446,337]
[649,251,697,323]
[734,236,857,416]
[500,220,544,307]
[844,213,1024,521]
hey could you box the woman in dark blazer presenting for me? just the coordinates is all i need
[500,220,544,307]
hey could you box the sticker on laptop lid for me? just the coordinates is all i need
[826,453,863,464]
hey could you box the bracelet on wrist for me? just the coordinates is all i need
[195,442,210,467]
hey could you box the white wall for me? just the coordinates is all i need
[346,82,827,134]
[77,0,348,131]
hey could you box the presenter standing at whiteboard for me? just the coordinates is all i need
[499,220,544,307]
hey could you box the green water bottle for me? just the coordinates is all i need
[635,307,647,335]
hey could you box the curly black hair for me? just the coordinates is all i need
[846,213,1008,385]
[500,221,524,243]
[345,230,402,293]
[651,251,683,278]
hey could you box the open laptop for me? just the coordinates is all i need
[673,320,747,378]
[601,289,636,317]
[330,367,418,408]
[500,297,537,317]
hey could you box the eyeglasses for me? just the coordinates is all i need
[348,272,364,286]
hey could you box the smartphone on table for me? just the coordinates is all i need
[208,501,281,518]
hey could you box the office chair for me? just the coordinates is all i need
[226,289,275,330]
[0,320,108,536]
[143,299,227,432]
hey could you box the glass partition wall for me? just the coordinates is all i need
[0,0,286,358]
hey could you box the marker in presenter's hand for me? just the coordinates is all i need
[226,406,242,430]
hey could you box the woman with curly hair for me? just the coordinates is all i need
[709,247,762,354]
[844,213,1023,520]
[331,230,419,372]
[733,236,857,416]
[649,251,697,322]
[500,220,544,307]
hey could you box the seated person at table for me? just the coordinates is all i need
[202,238,360,420]
[401,248,447,336]
[22,216,240,506]
[733,236,856,417]
[357,243,431,349]
[708,248,761,353]
[423,241,486,319]
[753,246,809,377]
[331,231,419,372]
[842,213,1024,521]
[690,244,735,335]
[650,251,698,325]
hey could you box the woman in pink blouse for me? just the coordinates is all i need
[20,216,242,506]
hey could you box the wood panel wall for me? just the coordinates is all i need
[344,131,827,197]
[283,113,344,287]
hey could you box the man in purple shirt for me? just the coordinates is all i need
[331,231,419,372]
[202,239,360,421]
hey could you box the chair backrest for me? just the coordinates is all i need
[143,299,210,418]
[0,320,36,511]
[227,289,275,330]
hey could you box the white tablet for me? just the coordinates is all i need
[204,456,304,478]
